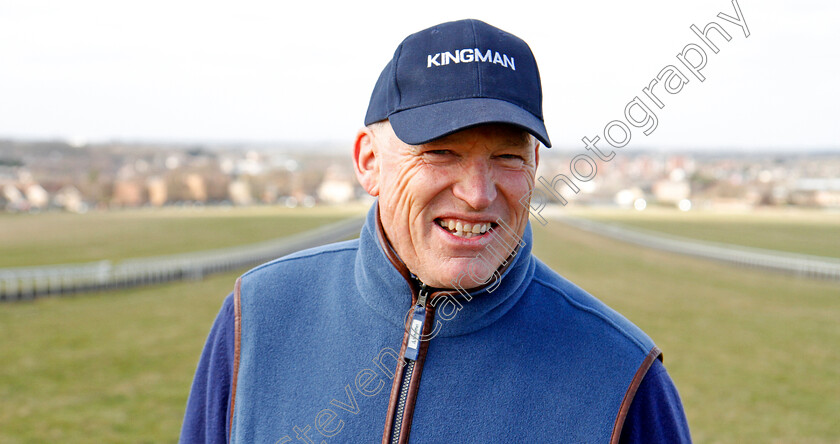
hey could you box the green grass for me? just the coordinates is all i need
[0,271,242,444]
[0,206,838,443]
[566,206,840,258]
[0,206,365,443]
[0,205,366,267]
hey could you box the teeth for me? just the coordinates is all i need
[437,219,493,238]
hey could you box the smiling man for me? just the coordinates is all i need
[180,19,691,443]
[357,122,537,290]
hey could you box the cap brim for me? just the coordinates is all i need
[388,98,552,148]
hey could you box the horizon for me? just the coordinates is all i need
[2,135,838,156]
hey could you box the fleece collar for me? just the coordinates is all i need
[353,202,536,337]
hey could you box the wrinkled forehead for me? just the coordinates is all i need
[373,120,534,149]
[425,124,535,148]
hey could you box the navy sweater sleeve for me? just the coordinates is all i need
[179,293,235,444]
[619,359,693,443]
[178,294,691,443]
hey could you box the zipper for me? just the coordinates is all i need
[390,361,415,444]
[404,284,429,361]
[387,282,434,444]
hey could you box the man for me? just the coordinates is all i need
[180,19,691,443]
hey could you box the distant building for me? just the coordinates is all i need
[261,183,279,204]
[318,179,354,204]
[317,165,355,205]
[185,174,208,202]
[652,179,690,205]
[614,187,645,208]
[112,180,144,207]
[54,185,86,213]
[228,179,253,206]
[789,178,840,208]
[24,184,49,209]
[2,184,26,211]
[147,177,168,207]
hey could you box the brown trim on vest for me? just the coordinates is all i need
[228,277,243,441]
[374,204,419,298]
[380,303,413,444]
[609,346,663,444]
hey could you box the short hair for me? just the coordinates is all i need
[366,120,388,136]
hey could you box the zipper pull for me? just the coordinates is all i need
[404,284,430,361]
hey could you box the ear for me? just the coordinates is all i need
[534,140,541,169]
[353,127,380,196]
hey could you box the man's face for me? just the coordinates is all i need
[362,122,539,289]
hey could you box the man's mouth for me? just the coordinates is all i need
[435,218,497,239]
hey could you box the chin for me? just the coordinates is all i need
[426,257,502,290]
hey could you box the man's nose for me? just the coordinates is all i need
[452,159,496,210]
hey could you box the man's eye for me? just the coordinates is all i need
[427,150,452,156]
[498,154,524,161]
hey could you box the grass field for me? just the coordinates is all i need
[0,204,367,267]
[0,271,241,443]
[1,206,838,443]
[566,206,840,258]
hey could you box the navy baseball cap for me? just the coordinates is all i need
[364,19,552,148]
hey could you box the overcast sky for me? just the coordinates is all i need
[0,0,837,151]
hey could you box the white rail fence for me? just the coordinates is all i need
[556,216,840,283]
[0,217,364,302]
[5,215,835,301]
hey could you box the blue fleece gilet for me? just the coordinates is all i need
[230,205,658,443]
